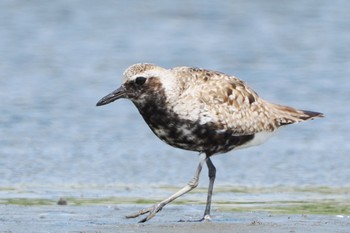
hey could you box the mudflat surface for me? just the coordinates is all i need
[1,205,350,233]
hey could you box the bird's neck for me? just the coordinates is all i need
[133,96,173,128]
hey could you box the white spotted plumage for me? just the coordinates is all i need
[120,63,322,139]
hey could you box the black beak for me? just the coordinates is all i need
[96,86,126,106]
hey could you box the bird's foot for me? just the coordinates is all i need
[125,207,151,219]
[178,214,212,222]
[125,203,164,223]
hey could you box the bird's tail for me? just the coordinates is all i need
[270,103,324,126]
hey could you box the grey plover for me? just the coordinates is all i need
[96,63,323,222]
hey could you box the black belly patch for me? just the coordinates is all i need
[135,99,255,155]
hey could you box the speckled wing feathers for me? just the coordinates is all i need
[169,67,319,135]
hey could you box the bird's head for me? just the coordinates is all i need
[96,63,173,107]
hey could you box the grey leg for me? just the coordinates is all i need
[202,157,216,221]
[179,156,216,222]
[125,153,207,223]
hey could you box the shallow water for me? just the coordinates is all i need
[0,0,350,204]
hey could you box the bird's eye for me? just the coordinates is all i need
[135,76,146,85]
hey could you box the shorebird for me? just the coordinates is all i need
[96,63,323,223]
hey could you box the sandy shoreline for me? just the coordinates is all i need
[1,204,349,233]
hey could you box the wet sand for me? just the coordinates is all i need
[1,204,349,233]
